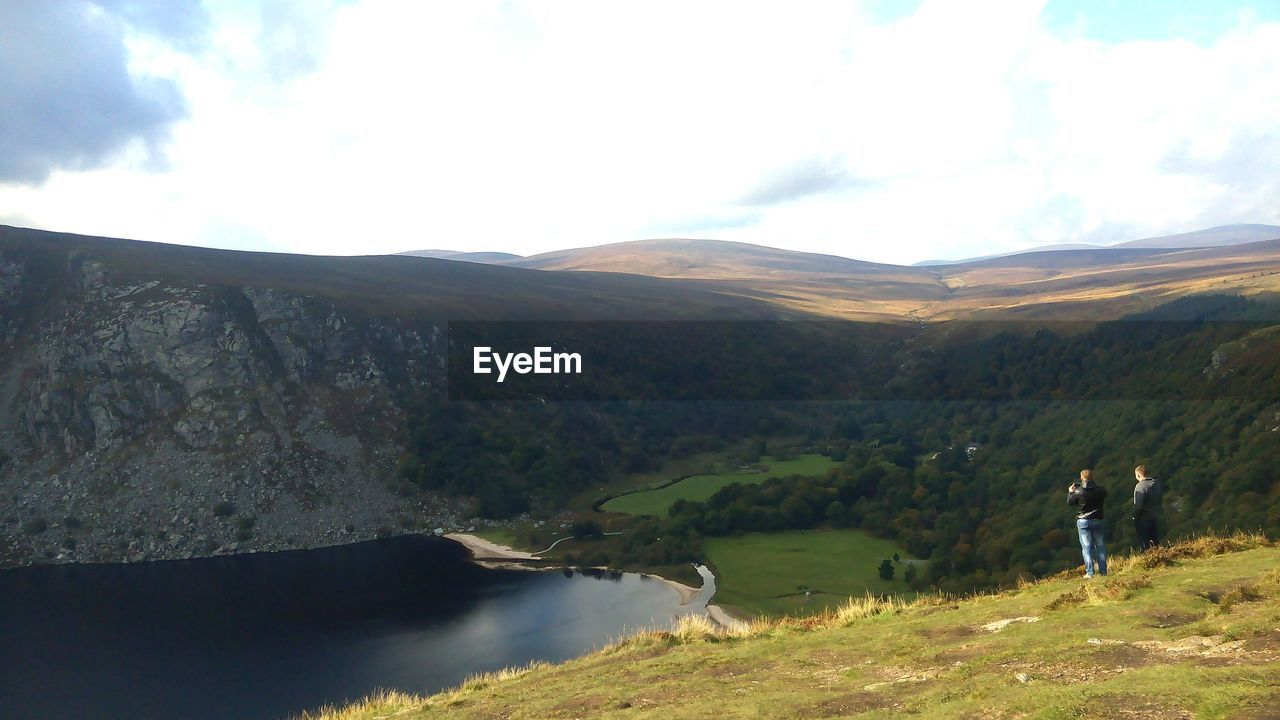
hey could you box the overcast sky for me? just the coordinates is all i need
[1,0,1278,265]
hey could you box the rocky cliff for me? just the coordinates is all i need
[0,238,462,567]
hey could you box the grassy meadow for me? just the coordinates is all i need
[602,454,838,516]
[704,529,919,617]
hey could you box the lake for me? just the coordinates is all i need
[0,535,706,720]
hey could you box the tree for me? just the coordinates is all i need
[904,563,917,585]
[570,519,603,539]
[878,558,895,581]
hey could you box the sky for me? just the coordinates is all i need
[1,0,1278,265]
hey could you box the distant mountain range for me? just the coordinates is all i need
[395,225,1280,321]
[399,223,1279,272]
[913,223,1280,266]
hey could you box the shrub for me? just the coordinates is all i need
[570,519,603,539]
[212,501,236,517]
[22,518,47,535]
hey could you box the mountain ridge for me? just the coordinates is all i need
[396,223,1280,272]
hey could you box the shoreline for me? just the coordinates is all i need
[444,533,538,561]
[444,533,745,626]
[641,572,702,605]
[707,604,749,631]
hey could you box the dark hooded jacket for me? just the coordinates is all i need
[1133,477,1164,522]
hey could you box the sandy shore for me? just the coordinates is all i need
[447,534,728,625]
[707,604,750,632]
[445,533,538,561]
[645,574,702,605]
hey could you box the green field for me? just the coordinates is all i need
[601,454,838,516]
[705,529,919,616]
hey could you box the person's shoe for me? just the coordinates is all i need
[1084,573,1094,579]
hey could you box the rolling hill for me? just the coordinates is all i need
[916,223,1280,265]
[1114,223,1280,249]
[405,233,1280,321]
[0,226,794,321]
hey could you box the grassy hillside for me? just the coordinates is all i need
[305,533,1278,719]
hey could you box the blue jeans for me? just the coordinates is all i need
[1076,518,1107,576]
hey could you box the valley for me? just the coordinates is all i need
[1,222,1277,719]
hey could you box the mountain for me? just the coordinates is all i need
[507,238,902,278]
[501,238,947,322]
[480,235,1280,322]
[915,223,1280,266]
[914,243,1100,266]
[0,225,803,567]
[929,239,1280,320]
[313,534,1280,719]
[396,249,524,263]
[3,223,1278,571]
[1112,223,1280,249]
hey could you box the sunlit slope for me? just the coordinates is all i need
[308,534,1279,720]
[934,239,1280,320]
[10,224,1278,323]
[490,235,1280,321]
[508,238,948,322]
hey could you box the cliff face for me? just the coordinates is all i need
[0,244,460,567]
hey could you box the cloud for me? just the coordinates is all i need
[1,1,1278,264]
[256,0,346,82]
[0,2,199,185]
[737,158,863,206]
[94,0,211,50]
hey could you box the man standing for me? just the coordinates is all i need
[1067,469,1108,577]
[1132,465,1164,551]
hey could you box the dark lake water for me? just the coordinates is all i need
[0,535,703,720]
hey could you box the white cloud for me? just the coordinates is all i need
[2,0,1278,264]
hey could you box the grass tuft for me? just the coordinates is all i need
[670,613,720,642]
[1116,530,1272,572]
[833,593,909,625]
[294,689,424,720]
[1045,574,1153,611]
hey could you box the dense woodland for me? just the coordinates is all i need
[400,295,1280,592]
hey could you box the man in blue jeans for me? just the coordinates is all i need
[1067,468,1108,577]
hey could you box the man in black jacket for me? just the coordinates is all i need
[1067,468,1108,577]
[1132,465,1164,551]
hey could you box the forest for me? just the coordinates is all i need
[398,295,1280,591]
